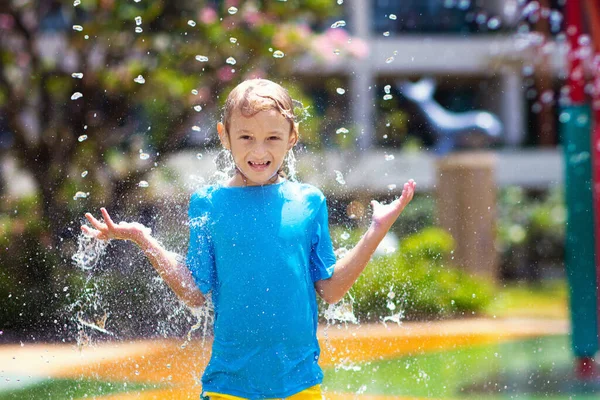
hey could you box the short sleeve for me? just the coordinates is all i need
[309,196,336,282]
[186,192,216,295]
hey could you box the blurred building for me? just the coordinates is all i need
[293,0,566,191]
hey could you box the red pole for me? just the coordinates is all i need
[566,0,596,379]
[566,0,586,105]
[585,0,600,379]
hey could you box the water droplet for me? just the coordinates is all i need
[333,49,341,55]
[135,27,143,33]
[196,55,209,62]
[387,184,397,190]
[384,154,395,161]
[385,56,395,64]
[230,37,238,44]
[337,0,343,4]
[383,31,390,37]
[272,50,285,59]
[383,94,393,100]
[134,75,145,84]
[559,112,571,123]
[73,191,88,200]
[487,17,501,30]
[540,90,554,104]
[192,89,198,95]
[331,20,346,29]
[226,57,236,65]
[334,170,345,185]
[73,0,81,5]
[188,20,196,27]
[194,105,202,112]
[336,88,345,95]
[192,126,201,131]
[78,135,87,142]
[72,73,83,79]
[522,65,534,76]
[384,85,391,94]
[81,171,88,178]
[336,127,349,135]
[389,14,397,20]
[578,35,591,47]
[196,153,203,160]
[341,232,350,240]
[135,16,142,26]
[140,153,150,160]
[72,25,83,32]
[386,300,396,311]
[71,92,83,100]
[576,113,589,126]
[228,6,238,15]
[138,181,149,188]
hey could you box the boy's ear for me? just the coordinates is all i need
[217,122,230,150]
[287,123,299,150]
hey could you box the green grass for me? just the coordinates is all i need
[485,280,568,319]
[322,335,600,399]
[0,378,159,400]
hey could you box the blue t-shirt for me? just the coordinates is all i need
[186,180,337,398]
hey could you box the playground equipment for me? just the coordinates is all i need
[398,78,503,280]
[562,0,600,378]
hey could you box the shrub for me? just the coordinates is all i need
[328,227,494,322]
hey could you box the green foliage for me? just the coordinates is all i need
[496,186,565,279]
[343,227,493,321]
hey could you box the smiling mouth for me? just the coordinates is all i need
[248,161,271,167]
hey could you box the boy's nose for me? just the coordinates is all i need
[252,143,268,157]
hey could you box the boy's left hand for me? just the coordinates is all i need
[370,179,416,231]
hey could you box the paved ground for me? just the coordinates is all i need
[0,318,568,399]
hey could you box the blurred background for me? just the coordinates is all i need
[0,0,595,399]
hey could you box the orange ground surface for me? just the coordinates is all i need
[0,318,567,400]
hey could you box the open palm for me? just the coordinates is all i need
[370,179,416,230]
[81,208,150,243]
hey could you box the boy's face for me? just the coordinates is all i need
[218,108,296,186]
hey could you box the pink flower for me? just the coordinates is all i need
[347,38,369,59]
[0,14,15,31]
[218,66,235,82]
[243,11,263,28]
[199,7,217,24]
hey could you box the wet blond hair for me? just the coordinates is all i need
[222,79,299,142]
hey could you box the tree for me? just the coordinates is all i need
[0,0,344,338]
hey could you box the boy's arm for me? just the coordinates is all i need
[83,208,205,308]
[315,179,416,304]
[135,232,205,308]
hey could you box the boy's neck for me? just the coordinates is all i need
[227,170,282,187]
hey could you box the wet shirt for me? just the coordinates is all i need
[186,180,336,398]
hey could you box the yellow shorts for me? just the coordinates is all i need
[203,384,322,400]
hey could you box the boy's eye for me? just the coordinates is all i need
[240,135,251,140]
[269,136,281,140]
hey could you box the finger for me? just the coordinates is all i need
[101,208,116,229]
[85,213,106,230]
[81,225,102,239]
[370,200,380,208]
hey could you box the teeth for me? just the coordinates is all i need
[250,161,268,165]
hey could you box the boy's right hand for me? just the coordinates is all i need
[82,208,151,244]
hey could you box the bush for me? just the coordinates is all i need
[496,186,565,280]
[329,227,494,322]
